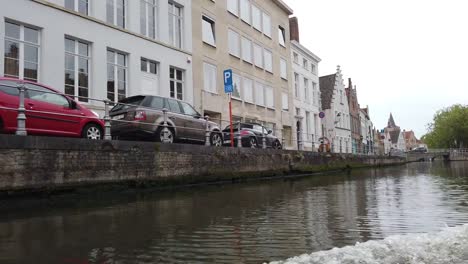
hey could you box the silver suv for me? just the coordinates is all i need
[110,95,223,146]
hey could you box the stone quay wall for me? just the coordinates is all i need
[0,135,406,194]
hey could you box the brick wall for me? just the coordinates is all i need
[0,135,406,193]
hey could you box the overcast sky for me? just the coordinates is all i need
[283,0,468,138]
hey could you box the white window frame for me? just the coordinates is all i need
[263,48,272,73]
[141,57,159,75]
[65,37,90,102]
[170,66,184,100]
[282,92,289,111]
[293,52,298,64]
[202,15,216,47]
[251,4,262,31]
[243,77,254,103]
[280,58,287,79]
[294,73,299,97]
[253,43,263,68]
[107,0,126,28]
[106,49,127,103]
[227,0,239,17]
[4,21,40,82]
[304,77,309,102]
[255,81,265,106]
[262,12,271,38]
[140,0,159,39]
[169,1,184,49]
[228,29,240,58]
[265,85,274,109]
[278,26,286,47]
[303,59,308,70]
[240,0,251,24]
[232,73,242,100]
[241,36,252,64]
[65,0,89,15]
[203,62,217,94]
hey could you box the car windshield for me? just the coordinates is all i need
[111,96,146,112]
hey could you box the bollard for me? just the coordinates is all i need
[262,129,267,149]
[205,115,210,146]
[15,84,27,136]
[103,100,112,140]
[237,121,242,148]
[297,130,303,151]
[162,108,170,143]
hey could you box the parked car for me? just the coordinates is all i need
[410,147,428,153]
[110,95,223,145]
[222,123,282,149]
[0,78,104,139]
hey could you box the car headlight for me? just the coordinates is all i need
[91,110,100,118]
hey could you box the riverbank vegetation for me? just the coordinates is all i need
[422,104,468,148]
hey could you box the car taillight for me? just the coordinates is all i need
[240,130,250,136]
[134,110,146,121]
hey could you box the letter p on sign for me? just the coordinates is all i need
[224,69,233,94]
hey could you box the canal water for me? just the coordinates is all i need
[0,161,468,264]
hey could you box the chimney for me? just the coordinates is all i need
[348,78,353,89]
[289,17,299,42]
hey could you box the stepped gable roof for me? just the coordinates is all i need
[389,130,401,144]
[319,74,336,110]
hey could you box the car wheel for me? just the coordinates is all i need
[249,137,258,148]
[155,126,174,143]
[273,140,282,149]
[210,132,222,147]
[82,123,102,140]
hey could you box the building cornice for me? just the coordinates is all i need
[30,0,192,56]
[291,40,321,62]
[272,0,294,15]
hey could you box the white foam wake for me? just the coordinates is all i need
[270,224,468,264]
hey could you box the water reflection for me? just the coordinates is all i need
[0,162,467,263]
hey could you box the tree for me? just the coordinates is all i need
[423,104,468,148]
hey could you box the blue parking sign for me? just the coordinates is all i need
[224,69,233,93]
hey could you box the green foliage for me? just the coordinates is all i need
[423,105,468,148]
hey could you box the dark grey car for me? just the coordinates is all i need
[110,95,223,146]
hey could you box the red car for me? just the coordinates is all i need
[0,77,104,139]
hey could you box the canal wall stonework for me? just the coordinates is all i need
[0,135,406,193]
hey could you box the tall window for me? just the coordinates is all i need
[264,49,272,73]
[303,59,308,70]
[232,73,241,99]
[140,0,158,39]
[262,12,271,38]
[253,43,263,68]
[4,22,40,82]
[265,86,274,109]
[255,82,264,106]
[65,0,89,15]
[170,67,184,100]
[243,77,253,103]
[311,63,316,74]
[278,26,286,46]
[294,73,299,97]
[313,82,318,105]
[306,111,311,140]
[107,0,126,28]
[227,0,239,16]
[282,92,289,111]
[228,29,240,57]
[169,1,183,49]
[293,52,298,63]
[203,62,217,93]
[65,38,90,102]
[241,37,252,64]
[251,4,261,31]
[280,58,287,79]
[107,50,127,102]
[202,16,216,46]
[304,78,309,102]
[240,0,250,24]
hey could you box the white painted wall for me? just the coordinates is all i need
[0,0,193,112]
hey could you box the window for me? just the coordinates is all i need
[312,82,318,105]
[253,43,263,68]
[264,49,272,73]
[278,26,286,46]
[252,4,261,31]
[107,0,126,28]
[240,0,250,24]
[65,0,89,15]
[202,16,216,46]
[168,98,182,113]
[0,80,19,96]
[228,29,240,57]
[203,62,217,93]
[282,92,289,111]
[180,101,198,116]
[262,12,271,37]
[169,1,183,49]
[140,0,158,39]
[293,52,298,63]
[107,49,127,102]
[241,37,252,64]
[4,22,40,82]
[306,111,311,140]
[280,58,287,79]
[149,96,165,109]
[141,58,158,74]
[65,38,90,102]
[304,78,309,102]
[265,86,274,109]
[227,0,238,16]
[26,83,69,106]
[170,67,184,100]
[303,59,308,70]
[232,73,241,99]
[243,77,253,103]
[294,73,299,97]
[255,82,264,106]
[311,63,316,74]
[340,90,343,103]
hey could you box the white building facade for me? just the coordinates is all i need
[0,0,193,112]
[291,40,322,151]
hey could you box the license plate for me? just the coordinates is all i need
[112,114,124,120]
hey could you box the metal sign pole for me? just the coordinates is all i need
[229,93,234,147]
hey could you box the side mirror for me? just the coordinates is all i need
[194,114,201,119]
[69,100,78,109]
[268,130,273,134]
